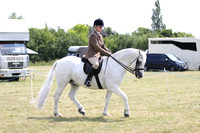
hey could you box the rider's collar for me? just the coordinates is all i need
[94,29,101,36]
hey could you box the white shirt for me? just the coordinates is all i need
[94,29,101,36]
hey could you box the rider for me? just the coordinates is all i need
[84,18,112,87]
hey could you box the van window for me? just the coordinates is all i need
[151,40,197,51]
[148,54,161,61]
[166,54,180,61]
[161,54,167,61]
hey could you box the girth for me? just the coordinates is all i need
[81,57,103,89]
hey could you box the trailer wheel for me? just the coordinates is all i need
[169,66,176,71]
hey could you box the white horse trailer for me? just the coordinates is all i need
[68,46,88,58]
[148,38,200,70]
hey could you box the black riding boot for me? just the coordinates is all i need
[84,67,96,87]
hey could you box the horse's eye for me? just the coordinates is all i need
[138,57,142,63]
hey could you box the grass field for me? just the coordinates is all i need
[0,65,200,133]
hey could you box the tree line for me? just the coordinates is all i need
[27,25,193,62]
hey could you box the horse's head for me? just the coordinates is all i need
[131,50,147,79]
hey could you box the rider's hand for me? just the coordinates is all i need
[107,52,111,56]
[108,50,112,54]
[107,49,112,56]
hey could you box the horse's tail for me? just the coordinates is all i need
[31,60,58,109]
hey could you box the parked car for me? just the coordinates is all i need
[145,53,188,71]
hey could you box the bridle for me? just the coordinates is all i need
[130,56,144,71]
[110,53,144,75]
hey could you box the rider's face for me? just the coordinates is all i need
[95,25,103,32]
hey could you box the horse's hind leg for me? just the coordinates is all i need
[54,82,68,117]
[68,84,85,116]
[103,90,112,116]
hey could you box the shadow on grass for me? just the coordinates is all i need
[27,116,125,123]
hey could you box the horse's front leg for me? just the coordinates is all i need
[68,85,85,116]
[103,90,112,116]
[108,85,130,117]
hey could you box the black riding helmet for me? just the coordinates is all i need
[93,18,104,27]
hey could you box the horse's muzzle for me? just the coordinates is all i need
[135,71,143,79]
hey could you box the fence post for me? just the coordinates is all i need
[164,68,171,108]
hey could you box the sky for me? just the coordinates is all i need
[0,0,199,38]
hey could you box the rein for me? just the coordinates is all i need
[110,55,143,74]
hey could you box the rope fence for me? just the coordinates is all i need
[1,69,200,83]
[0,70,48,83]
[124,71,200,80]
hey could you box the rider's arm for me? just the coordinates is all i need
[90,34,110,56]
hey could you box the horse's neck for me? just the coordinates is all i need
[113,49,137,65]
[109,49,138,77]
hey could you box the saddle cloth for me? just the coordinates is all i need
[81,57,103,89]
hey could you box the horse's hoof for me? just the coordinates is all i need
[78,108,85,116]
[124,113,129,117]
[80,111,85,116]
[124,109,129,117]
[54,112,62,117]
[103,113,111,116]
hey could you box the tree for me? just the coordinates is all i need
[159,29,173,37]
[151,0,166,31]
[102,27,117,37]
[68,24,89,45]
[27,26,84,62]
[173,32,194,37]
[8,12,23,19]
[132,27,159,50]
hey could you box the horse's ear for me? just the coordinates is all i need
[139,50,141,55]
[145,49,149,54]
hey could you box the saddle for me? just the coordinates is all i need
[81,57,103,89]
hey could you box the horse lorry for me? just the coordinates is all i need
[0,20,30,80]
[148,38,200,70]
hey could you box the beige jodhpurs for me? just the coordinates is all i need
[88,57,99,69]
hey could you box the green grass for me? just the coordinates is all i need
[29,60,57,66]
[0,66,200,132]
